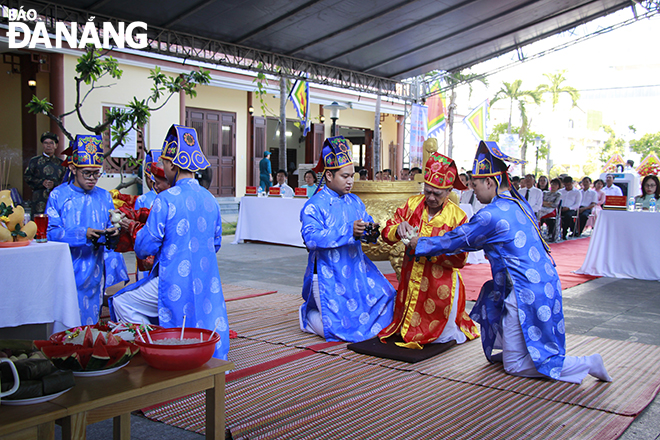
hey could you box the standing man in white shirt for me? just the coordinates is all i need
[558,176,582,240]
[519,174,543,216]
[602,174,623,197]
[576,177,598,237]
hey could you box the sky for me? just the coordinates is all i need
[466,7,660,138]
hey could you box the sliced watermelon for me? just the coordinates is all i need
[86,340,110,371]
[106,346,132,368]
[83,327,94,348]
[39,344,78,359]
[106,332,121,346]
[75,348,94,370]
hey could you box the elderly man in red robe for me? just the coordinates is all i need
[378,153,480,349]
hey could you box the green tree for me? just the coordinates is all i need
[491,80,542,135]
[599,125,626,162]
[442,71,488,157]
[629,132,660,157]
[491,80,542,174]
[488,123,548,175]
[537,70,580,174]
[27,46,210,189]
[537,70,580,111]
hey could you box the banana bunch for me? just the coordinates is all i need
[0,199,37,243]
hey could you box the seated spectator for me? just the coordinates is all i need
[510,176,521,190]
[400,167,410,181]
[558,176,582,239]
[383,169,393,181]
[375,171,383,181]
[518,174,543,216]
[585,179,606,230]
[273,169,294,197]
[299,170,318,197]
[635,175,660,209]
[602,174,623,197]
[459,175,485,213]
[359,169,368,180]
[410,167,422,180]
[576,177,597,236]
[538,178,562,241]
[537,175,549,191]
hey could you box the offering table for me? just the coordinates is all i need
[0,241,80,339]
[0,356,234,440]
[576,210,660,280]
[233,196,306,247]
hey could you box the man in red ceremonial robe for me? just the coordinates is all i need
[378,153,480,349]
[114,163,171,273]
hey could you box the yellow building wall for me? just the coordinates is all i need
[189,84,248,197]
[62,55,180,193]
[0,67,23,192]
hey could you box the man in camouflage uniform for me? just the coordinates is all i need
[24,132,66,218]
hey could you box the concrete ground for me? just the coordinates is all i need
[56,237,660,440]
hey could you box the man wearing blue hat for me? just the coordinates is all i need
[409,141,611,384]
[299,136,395,343]
[110,125,229,360]
[134,149,161,210]
[46,135,129,325]
[259,150,272,192]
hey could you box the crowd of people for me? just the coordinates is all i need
[22,128,638,384]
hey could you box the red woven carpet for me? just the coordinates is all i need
[386,237,598,301]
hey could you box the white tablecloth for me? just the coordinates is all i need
[0,241,81,333]
[576,210,660,280]
[460,203,487,265]
[232,196,307,247]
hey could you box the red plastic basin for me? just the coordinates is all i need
[135,328,220,371]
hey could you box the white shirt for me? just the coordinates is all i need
[602,184,623,197]
[274,182,294,198]
[558,187,582,211]
[579,189,598,208]
[459,189,484,213]
[519,186,543,213]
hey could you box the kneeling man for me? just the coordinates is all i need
[379,153,479,349]
[110,125,229,360]
[299,136,395,342]
[410,141,611,384]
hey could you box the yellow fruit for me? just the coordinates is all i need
[18,221,37,241]
[6,205,25,232]
[0,226,11,242]
[0,190,13,208]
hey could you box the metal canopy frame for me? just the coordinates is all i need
[2,0,654,101]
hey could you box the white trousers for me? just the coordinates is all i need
[299,275,325,338]
[501,291,597,384]
[112,277,159,324]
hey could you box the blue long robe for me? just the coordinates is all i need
[46,183,128,325]
[415,191,565,380]
[300,186,395,342]
[126,178,229,360]
[134,189,157,210]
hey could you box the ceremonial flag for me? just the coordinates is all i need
[410,103,428,169]
[426,80,447,137]
[289,77,310,136]
[463,99,489,141]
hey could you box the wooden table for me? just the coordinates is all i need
[0,356,234,440]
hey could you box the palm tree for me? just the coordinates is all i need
[491,80,542,173]
[537,71,580,174]
[443,71,488,157]
[538,70,580,111]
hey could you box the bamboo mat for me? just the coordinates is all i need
[142,292,660,439]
